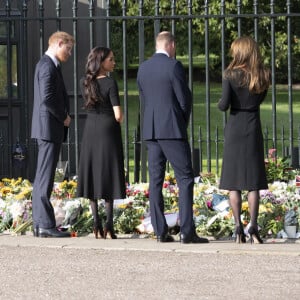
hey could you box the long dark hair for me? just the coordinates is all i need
[83,46,111,108]
[224,36,270,94]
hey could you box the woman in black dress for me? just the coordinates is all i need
[218,36,270,244]
[77,47,126,239]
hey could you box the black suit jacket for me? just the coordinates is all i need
[31,55,69,143]
[137,53,192,140]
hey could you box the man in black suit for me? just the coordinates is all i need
[31,31,75,237]
[137,31,208,243]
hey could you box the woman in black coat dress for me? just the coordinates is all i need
[218,36,270,244]
[77,47,126,239]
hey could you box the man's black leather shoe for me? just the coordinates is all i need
[33,227,39,237]
[180,232,209,244]
[38,227,71,238]
[157,233,174,243]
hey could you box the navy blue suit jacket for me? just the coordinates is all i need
[137,53,192,140]
[31,55,69,143]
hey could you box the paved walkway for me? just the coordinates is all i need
[0,233,299,300]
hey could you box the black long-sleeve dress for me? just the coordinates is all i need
[76,77,126,200]
[218,69,268,190]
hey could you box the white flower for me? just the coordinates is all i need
[0,198,5,209]
[63,198,81,211]
[8,201,25,219]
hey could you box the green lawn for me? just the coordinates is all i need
[119,79,300,181]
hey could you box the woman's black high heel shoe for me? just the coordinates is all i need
[93,226,104,239]
[103,225,117,239]
[93,221,104,239]
[235,225,246,244]
[248,226,263,244]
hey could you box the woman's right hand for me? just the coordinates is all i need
[113,106,123,123]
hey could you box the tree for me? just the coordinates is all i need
[109,0,300,82]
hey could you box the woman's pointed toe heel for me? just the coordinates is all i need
[93,227,99,239]
[235,225,246,244]
[248,226,263,244]
[103,227,117,239]
[93,226,104,239]
[99,227,104,238]
[236,233,246,244]
[109,230,117,239]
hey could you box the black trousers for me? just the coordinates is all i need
[32,139,61,229]
[146,139,195,236]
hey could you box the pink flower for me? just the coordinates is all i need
[206,200,212,209]
[268,148,277,159]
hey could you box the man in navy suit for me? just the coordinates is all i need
[137,31,208,243]
[31,31,75,237]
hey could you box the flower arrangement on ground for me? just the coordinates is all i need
[0,170,299,239]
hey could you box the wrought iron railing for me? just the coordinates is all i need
[0,0,299,183]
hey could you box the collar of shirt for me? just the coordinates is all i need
[45,50,60,67]
[155,49,169,57]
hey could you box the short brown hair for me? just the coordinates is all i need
[156,31,175,45]
[48,31,75,46]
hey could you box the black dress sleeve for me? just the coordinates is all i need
[109,78,121,106]
[218,78,231,112]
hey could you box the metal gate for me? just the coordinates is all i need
[1,0,299,182]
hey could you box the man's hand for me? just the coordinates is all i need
[64,114,71,127]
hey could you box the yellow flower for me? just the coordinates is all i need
[1,178,12,185]
[265,202,272,208]
[164,173,176,184]
[193,204,199,210]
[71,180,76,185]
[117,203,127,209]
[259,204,267,213]
[11,177,22,187]
[14,193,26,200]
[241,202,249,211]
[59,180,67,189]
[165,173,171,181]
[14,187,32,200]
[0,186,12,196]
[195,184,209,192]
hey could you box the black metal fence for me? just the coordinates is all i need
[0,0,300,183]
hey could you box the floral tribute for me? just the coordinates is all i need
[0,167,299,238]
